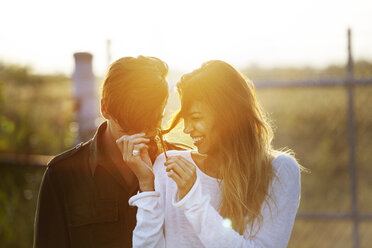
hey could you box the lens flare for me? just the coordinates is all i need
[222,218,232,228]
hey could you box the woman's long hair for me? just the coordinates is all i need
[166,60,275,235]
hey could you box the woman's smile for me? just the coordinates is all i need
[183,101,215,154]
[191,136,205,146]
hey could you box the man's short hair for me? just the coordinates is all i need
[102,56,168,133]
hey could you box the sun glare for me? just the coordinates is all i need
[0,0,371,75]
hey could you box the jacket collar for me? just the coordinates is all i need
[88,121,107,176]
[88,121,139,195]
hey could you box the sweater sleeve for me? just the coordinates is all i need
[128,154,167,248]
[173,155,301,248]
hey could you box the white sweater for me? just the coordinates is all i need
[129,150,301,248]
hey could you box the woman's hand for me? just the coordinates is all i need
[164,156,197,200]
[116,133,154,191]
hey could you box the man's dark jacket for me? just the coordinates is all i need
[34,123,139,248]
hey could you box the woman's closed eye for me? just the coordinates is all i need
[190,114,202,121]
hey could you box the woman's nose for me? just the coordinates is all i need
[183,120,193,134]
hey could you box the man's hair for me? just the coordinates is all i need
[102,56,169,133]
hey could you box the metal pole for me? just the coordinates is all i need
[346,28,359,248]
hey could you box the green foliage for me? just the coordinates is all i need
[0,62,76,155]
[0,164,44,248]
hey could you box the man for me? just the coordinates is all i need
[34,56,170,248]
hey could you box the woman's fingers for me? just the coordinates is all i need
[116,133,146,143]
[133,143,149,156]
[115,135,128,161]
[116,133,150,162]
[165,156,194,175]
[165,155,197,199]
[167,170,183,187]
[178,156,197,172]
[133,143,149,150]
[114,134,155,192]
[128,137,149,158]
[165,162,186,177]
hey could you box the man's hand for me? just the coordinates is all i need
[164,156,197,200]
[116,133,155,191]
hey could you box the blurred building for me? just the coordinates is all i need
[72,52,98,142]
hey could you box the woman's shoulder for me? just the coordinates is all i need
[271,152,300,180]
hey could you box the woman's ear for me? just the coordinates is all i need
[100,99,110,119]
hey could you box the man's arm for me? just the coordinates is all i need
[34,168,70,248]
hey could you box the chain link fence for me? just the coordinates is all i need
[255,83,372,248]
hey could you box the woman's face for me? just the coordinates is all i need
[183,101,216,154]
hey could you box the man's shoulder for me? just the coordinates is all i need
[48,141,90,169]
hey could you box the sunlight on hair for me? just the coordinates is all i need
[222,218,232,228]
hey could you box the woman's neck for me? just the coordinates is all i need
[191,151,220,179]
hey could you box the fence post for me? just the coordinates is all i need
[346,28,359,248]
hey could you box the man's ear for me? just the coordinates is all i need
[101,99,110,119]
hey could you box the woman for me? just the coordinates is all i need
[117,60,301,248]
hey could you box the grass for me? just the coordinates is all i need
[258,85,372,248]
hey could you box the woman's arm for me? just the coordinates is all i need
[171,155,300,248]
[129,191,165,248]
[128,154,167,248]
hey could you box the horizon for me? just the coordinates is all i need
[2,58,370,76]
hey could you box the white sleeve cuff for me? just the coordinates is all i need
[129,191,160,208]
[172,175,208,210]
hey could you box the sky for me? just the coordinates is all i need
[0,0,371,76]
